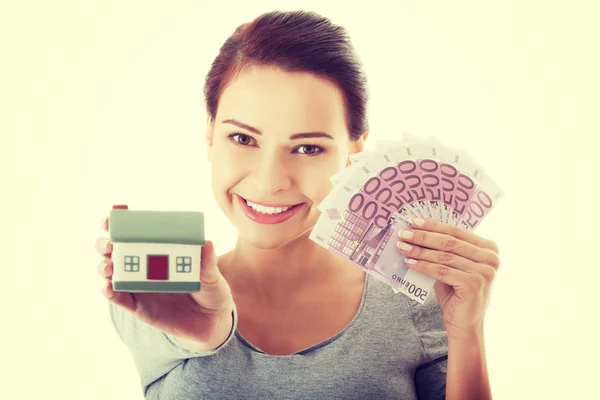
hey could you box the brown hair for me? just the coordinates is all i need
[203,10,369,142]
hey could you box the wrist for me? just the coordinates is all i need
[445,321,484,342]
[212,305,236,350]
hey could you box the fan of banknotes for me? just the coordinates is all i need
[309,132,503,304]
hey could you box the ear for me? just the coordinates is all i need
[351,131,370,152]
[345,131,369,167]
[354,131,369,151]
[205,112,214,163]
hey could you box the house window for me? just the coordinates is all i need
[124,256,140,272]
[176,256,192,273]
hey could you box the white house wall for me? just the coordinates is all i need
[112,242,202,283]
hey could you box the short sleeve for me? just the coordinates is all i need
[108,301,238,391]
[407,290,448,400]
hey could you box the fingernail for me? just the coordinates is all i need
[399,230,413,239]
[97,260,106,274]
[398,241,413,251]
[101,282,112,298]
[405,258,417,264]
[410,218,424,227]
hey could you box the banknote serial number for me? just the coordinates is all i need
[392,275,428,301]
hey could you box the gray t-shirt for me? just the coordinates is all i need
[108,273,448,399]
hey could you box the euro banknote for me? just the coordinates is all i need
[310,134,503,303]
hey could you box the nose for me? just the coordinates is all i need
[251,152,294,196]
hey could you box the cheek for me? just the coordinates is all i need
[296,167,335,205]
[210,148,246,194]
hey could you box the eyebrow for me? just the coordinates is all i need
[221,119,335,140]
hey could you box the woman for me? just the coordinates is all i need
[96,10,499,400]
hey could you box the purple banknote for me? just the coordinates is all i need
[311,135,503,302]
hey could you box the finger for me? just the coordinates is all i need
[397,241,474,272]
[195,240,232,313]
[406,258,489,298]
[397,242,497,282]
[199,240,223,285]
[95,237,113,257]
[410,218,499,254]
[101,216,109,232]
[399,228,498,267]
[403,258,466,287]
[101,281,138,313]
[97,259,113,279]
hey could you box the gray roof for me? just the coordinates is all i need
[109,210,205,245]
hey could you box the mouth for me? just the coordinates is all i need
[237,195,305,224]
[239,196,304,208]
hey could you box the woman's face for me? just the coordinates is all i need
[206,65,367,249]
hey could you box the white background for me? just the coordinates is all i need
[2,1,598,398]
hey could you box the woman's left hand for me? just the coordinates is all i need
[396,217,500,338]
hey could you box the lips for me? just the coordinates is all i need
[237,195,304,224]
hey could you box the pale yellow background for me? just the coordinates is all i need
[2,1,598,398]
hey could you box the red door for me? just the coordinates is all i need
[148,255,169,280]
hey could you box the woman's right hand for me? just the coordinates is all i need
[96,216,235,351]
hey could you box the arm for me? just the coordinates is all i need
[169,302,238,352]
[445,325,492,400]
[108,301,238,390]
[395,217,500,400]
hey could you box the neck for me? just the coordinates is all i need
[219,231,358,304]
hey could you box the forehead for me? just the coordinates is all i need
[216,65,347,136]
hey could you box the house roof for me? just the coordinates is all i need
[109,209,205,245]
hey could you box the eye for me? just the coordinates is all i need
[228,133,325,156]
[295,144,324,156]
[228,133,257,146]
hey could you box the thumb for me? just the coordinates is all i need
[199,240,223,284]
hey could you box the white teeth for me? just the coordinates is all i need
[246,200,292,214]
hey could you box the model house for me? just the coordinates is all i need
[108,205,205,293]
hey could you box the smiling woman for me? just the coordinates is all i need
[103,9,453,400]
[204,51,369,252]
